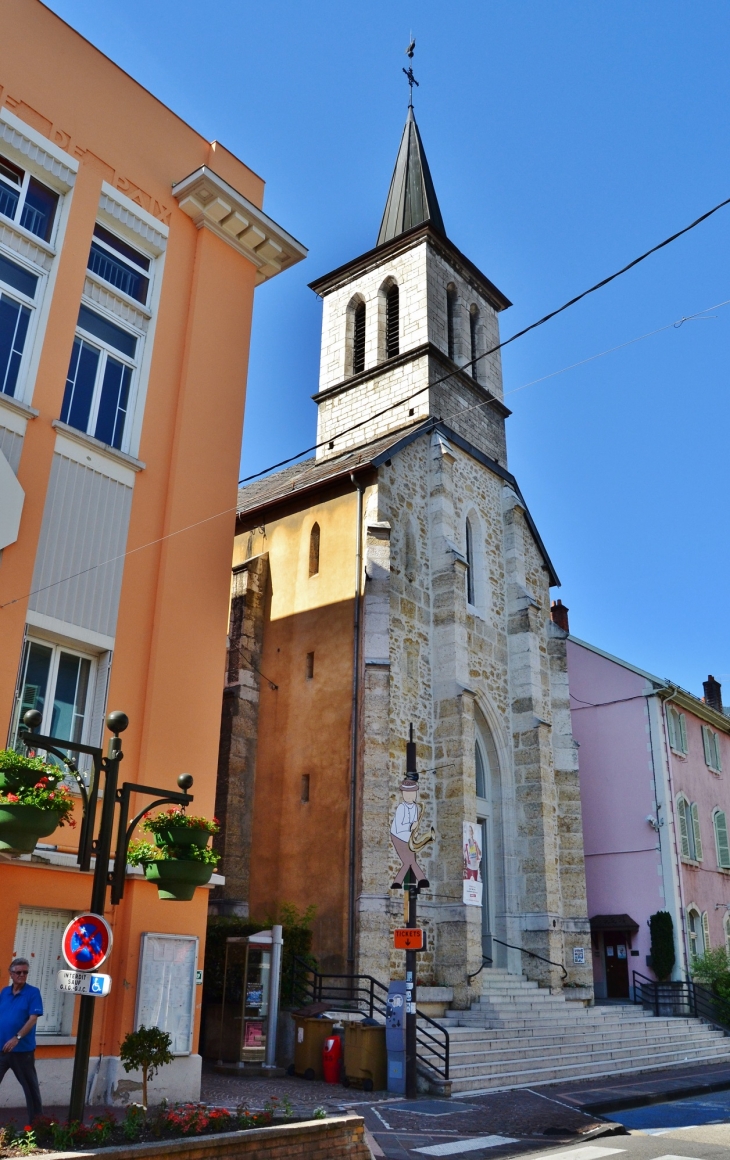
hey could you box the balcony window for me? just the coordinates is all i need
[88,224,150,305]
[11,639,92,758]
[60,305,137,451]
[0,154,58,243]
[0,252,38,398]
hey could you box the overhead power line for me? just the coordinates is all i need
[239,193,730,484]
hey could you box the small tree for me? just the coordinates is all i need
[691,947,730,1002]
[648,911,675,981]
[119,1025,174,1108]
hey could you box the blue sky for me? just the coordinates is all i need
[45,1,730,696]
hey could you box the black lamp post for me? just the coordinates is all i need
[18,709,195,1123]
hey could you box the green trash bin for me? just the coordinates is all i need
[292,1015,335,1080]
[343,1021,386,1091]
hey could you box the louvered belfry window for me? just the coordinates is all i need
[353,301,366,374]
[386,283,399,358]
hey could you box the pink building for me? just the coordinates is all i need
[559,606,730,1000]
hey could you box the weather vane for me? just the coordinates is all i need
[403,37,418,107]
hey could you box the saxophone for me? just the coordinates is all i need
[409,802,436,853]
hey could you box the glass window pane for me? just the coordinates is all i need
[0,177,20,223]
[88,242,149,304]
[77,305,137,359]
[0,253,38,299]
[0,294,30,397]
[93,224,150,271]
[475,740,486,798]
[61,337,99,433]
[20,178,58,242]
[14,641,53,744]
[51,653,90,744]
[94,357,131,449]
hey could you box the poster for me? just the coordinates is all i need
[463,821,483,907]
[135,933,198,1055]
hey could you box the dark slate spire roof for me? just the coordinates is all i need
[376,107,445,246]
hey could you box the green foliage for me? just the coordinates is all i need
[143,809,219,837]
[120,1025,174,1108]
[648,911,675,981]
[122,1104,146,1142]
[690,947,730,1002]
[312,1106,327,1120]
[0,750,61,780]
[127,839,219,867]
[204,904,316,1009]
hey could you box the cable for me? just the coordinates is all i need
[239,194,730,484]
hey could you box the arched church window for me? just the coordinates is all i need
[465,517,475,605]
[475,738,487,799]
[469,303,479,381]
[309,522,320,576]
[353,301,366,374]
[386,283,399,358]
[447,283,457,361]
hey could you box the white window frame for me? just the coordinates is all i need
[702,724,722,773]
[667,705,688,755]
[714,808,730,870]
[88,224,153,308]
[687,904,705,961]
[677,793,702,862]
[64,312,140,455]
[0,154,60,246]
[0,253,44,404]
[10,635,97,755]
[13,905,76,1039]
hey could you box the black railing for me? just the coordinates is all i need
[290,955,449,1081]
[467,937,567,983]
[633,970,730,1032]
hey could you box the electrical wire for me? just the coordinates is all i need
[2,202,729,613]
[239,194,730,484]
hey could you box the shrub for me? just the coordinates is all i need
[648,911,675,981]
[690,946,730,1002]
[120,1025,174,1108]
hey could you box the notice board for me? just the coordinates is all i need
[135,933,198,1055]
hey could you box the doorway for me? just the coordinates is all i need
[604,931,630,998]
[476,816,491,962]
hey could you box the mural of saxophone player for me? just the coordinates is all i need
[390,777,435,889]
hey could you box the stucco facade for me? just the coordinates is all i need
[0,0,303,1107]
[215,108,592,1005]
[567,635,730,997]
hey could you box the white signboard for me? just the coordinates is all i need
[463,821,483,907]
[57,970,112,997]
[135,933,198,1056]
[573,947,585,965]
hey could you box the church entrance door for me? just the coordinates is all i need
[477,816,492,963]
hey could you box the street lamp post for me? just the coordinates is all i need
[19,709,195,1123]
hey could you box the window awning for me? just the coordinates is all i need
[589,913,640,933]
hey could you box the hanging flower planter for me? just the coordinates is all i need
[0,749,76,854]
[127,808,219,901]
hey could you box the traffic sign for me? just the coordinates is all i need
[57,970,112,997]
[394,928,426,951]
[62,913,113,972]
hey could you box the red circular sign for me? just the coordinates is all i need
[62,913,113,972]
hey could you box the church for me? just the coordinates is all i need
[213,102,594,1009]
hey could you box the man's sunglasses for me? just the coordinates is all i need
[10,969,28,975]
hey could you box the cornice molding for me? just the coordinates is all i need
[657,686,730,734]
[0,108,77,190]
[0,219,54,272]
[172,166,306,284]
[99,183,168,254]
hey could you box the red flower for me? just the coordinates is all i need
[6,793,18,802]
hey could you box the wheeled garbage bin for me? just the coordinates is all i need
[343,1020,387,1091]
[291,1015,335,1080]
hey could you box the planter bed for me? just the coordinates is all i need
[0,1114,370,1160]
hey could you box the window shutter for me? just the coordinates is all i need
[691,802,703,861]
[703,725,713,767]
[13,907,75,1035]
[667,707,677,750]
[702,910,711,952]
[679,713,688,754]
[677,798,691,859]
[716,811,730,869]
[713,731,722,772]
[725,918,730,962]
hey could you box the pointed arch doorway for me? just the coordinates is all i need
[474,708,506,969]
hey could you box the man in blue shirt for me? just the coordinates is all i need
[0,958,44,1121]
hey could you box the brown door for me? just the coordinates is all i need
[604,931,630,998]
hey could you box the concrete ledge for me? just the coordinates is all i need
[418,986,454,1018]
[34,1115,370,1160]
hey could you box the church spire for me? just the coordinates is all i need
[376,106,446,247]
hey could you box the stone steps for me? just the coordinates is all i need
[424,971,730,1094]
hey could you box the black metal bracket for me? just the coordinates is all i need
[18,727,103,872]
[110,778,193,904]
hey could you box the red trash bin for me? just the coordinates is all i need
[322,1034,342,1084]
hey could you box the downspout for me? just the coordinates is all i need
[657,685,690,977]
[347,473,365,973]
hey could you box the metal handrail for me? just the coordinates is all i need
[467,937,567,982]
[290,955,450,1080]
[633,971,730,1032]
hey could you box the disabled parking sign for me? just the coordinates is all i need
[62,913,113,972]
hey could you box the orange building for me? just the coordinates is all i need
[0,0,305,1108]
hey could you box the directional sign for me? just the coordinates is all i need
[57,970,112,997]
[393,928,426,951]
[62,913,113,972]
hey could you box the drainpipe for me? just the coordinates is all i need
[347,474,365,974]
[657,685,690,977]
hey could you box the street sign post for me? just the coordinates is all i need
[62,914,113,972]
[57,971,112,997]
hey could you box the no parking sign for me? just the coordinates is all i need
[62,913,113,972]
